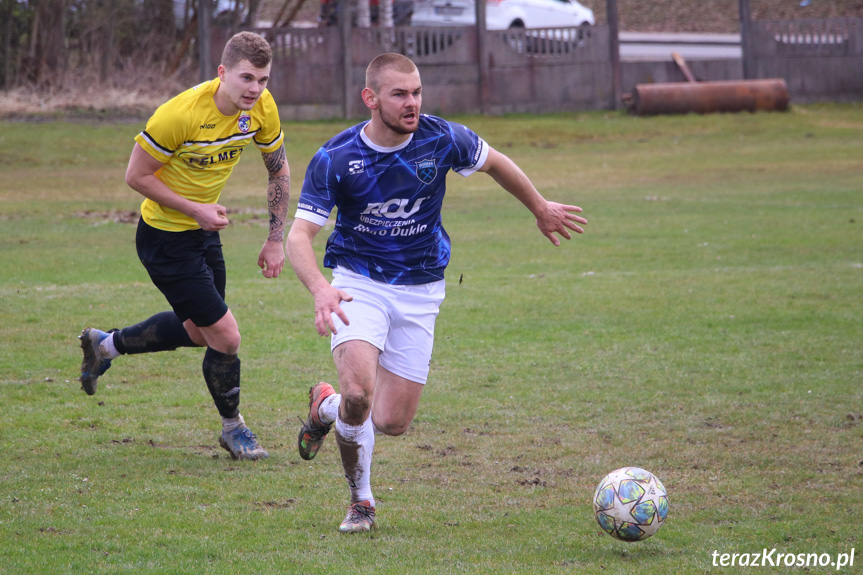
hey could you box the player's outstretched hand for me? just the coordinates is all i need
[312,285,354,336]
[536,202,587,246]
[258,240,285,279]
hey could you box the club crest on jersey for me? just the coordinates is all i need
[416,159,437,185]
[238,114,251,133]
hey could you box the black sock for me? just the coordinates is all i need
[113,311,198,355]
[202,347,241,419]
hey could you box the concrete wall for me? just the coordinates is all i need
[215,17,863,119]
[482,25,613,114]
[748,18,863,103]
[218,24,612,119]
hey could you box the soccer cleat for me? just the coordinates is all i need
[78,328,114,396]
[219,426,269,460]
[339,500,376,533]
[297,381,335,461]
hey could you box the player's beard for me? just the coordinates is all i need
[379,106,418,135]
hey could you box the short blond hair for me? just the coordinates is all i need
[221,31,272,69]
[365,53,418,92]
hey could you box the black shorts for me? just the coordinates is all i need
[136,219,229,328]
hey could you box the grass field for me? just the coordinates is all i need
[1,104,861,574]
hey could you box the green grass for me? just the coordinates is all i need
[1,103,862,574]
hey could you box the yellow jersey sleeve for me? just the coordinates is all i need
[253,92,284,154]
[134,79,284,232]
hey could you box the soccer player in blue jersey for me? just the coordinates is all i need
[288,52,587,532]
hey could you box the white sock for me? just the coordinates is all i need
[335,415,375,506]
[318,393,340,425]
[222,413,245,433]
[99,333,121,360]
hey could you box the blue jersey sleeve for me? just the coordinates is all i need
[447,121,489,177]
[296,146,339,227]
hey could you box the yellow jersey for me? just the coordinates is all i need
[134,78,284,232]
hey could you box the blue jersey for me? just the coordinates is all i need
[296,114,489,285]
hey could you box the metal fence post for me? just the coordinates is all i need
[739,0,751,79]
[606,0,621,110]
[477,0,489,115]
[340,0,352,118]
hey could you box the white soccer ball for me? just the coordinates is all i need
[593,467,669,541]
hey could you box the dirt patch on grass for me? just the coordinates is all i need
[73,207,272,227]
[75,210,141,225]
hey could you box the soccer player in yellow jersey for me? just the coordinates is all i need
[78,32,289,460]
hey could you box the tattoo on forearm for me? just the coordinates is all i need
[267,174,290,242]
[262,145,290,243]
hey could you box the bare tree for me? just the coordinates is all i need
[245,0,262,25]
[100,0,117,84]
[1,0,16,88]
[27,0,69,86]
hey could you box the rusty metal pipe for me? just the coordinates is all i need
[628,79,790,116]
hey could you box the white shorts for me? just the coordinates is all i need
[330,267,446,384]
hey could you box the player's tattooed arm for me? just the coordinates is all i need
[263,144,287,174]
[266,174,290,242]
[263,145,290,243]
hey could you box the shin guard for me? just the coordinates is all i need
[202,347,241,419]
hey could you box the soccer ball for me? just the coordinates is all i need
[593,467,669,541]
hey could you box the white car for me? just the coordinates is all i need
[411,0,595,29]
